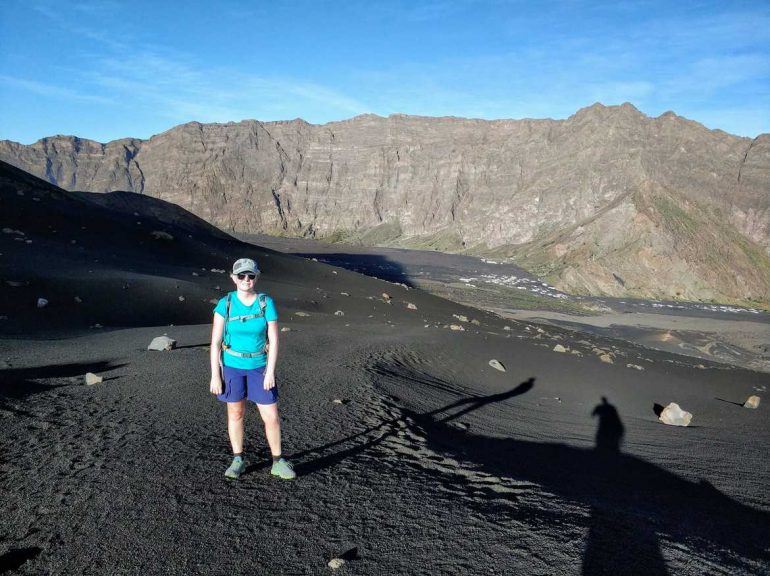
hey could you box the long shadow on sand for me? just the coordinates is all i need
[297,361,769,574]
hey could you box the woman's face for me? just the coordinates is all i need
[232,271,258,291]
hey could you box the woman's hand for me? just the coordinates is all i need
[263,371,275,390]
[210,375,223,395]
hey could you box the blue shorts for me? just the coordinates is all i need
[218,365,278,405]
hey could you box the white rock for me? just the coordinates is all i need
[340,292,350,296]
[178,296,185,302]
[381,292,391,300]
[406,302,418,310]
[36,298,48,308]
[553,344,567,353]
[74,296,83,303]
[743,395,760,409]
[659,403,692,426]
[503,326,511,331]
[488,359,506,372]
[453,314,469,322]
[627,364,644,371]
[84,372,103,386]
[295,311,310,317]
[334,310,344,316]
[599,354,614,364]
[328,558,345,570]
[281,327,291,332]
[332,399,345,404]
[449,324,465,331]
[148,336,176,351]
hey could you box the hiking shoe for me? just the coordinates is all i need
[224,457,246,480]
[270,458,296,480]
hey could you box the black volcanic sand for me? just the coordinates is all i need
[2,163,769,575]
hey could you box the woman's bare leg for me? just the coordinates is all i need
[226,400,246,453]
[256,403,281,457]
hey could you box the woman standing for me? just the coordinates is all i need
[209,257,295,480]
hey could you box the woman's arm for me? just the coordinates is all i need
[263,320,279,390]
[209,313,225,394]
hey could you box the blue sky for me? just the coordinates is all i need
[0,0,768,143]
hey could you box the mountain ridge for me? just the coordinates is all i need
[1,103,768,306]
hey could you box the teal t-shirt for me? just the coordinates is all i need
[214,292,278,369]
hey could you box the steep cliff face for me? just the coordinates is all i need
[1,103,768,305]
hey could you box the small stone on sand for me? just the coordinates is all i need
[150,230,174,241]
[36,298,48,308]
[488,359,506,372]
[553,344,567,353]
[328,558,345,570]
[471,319,480,325]
[332,399,345,405]
[148,336,176,351]
[178,296,185,302]
[407,302,418,310]
[599,354,614,364]
[334,310,344,316]
[281,327,291,332]
[340,292,350,296]
[453,314,469,322]
[627,364,644,371]
[743,395,760,409]
[84,373,103,386]
[74,296,82,303]
[449,324,465,331]
[659,402,692,426]
[381,293,391,300]
[295,311,310,317]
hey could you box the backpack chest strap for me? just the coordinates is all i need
[228,312,264,322]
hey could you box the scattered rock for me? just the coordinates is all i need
[449,324,465,331]
[6,280,26,287]
[332,399,346,405]
[450,422,469,431]
[295,311,310,317]
[553,344,568,353]
[74,296,83,303]
[503,326,511,331]
[210,268,226,273]
[332,270,337,274]
[471,319,480,325]
[406,302,418,310]
[328,558,345,570]
[192,272,199,276]
[2,228,24,236]
[334,310,345,316]
[340,292,350,296]
[178,296,185,302]
[743,395,761,409]
[453,314,469,322]
[90,323,103,329]
[599,354,614,364]
[84,372,103,386]
[627,364,644,371]
[148,336,176,351]
[208,299,218,304]
[570,350,582,356]
[381,293,391,300]
[488,359,506,372]
[281,327,291,332]
[36,298,48,308]
[659,403,692,426]
[150,230,174,241]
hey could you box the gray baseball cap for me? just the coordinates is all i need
[232,258,260,275]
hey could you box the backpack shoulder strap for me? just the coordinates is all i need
[258,293,268,315]
[223,292,233,345]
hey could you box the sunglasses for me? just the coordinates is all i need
[237,273,257,280]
